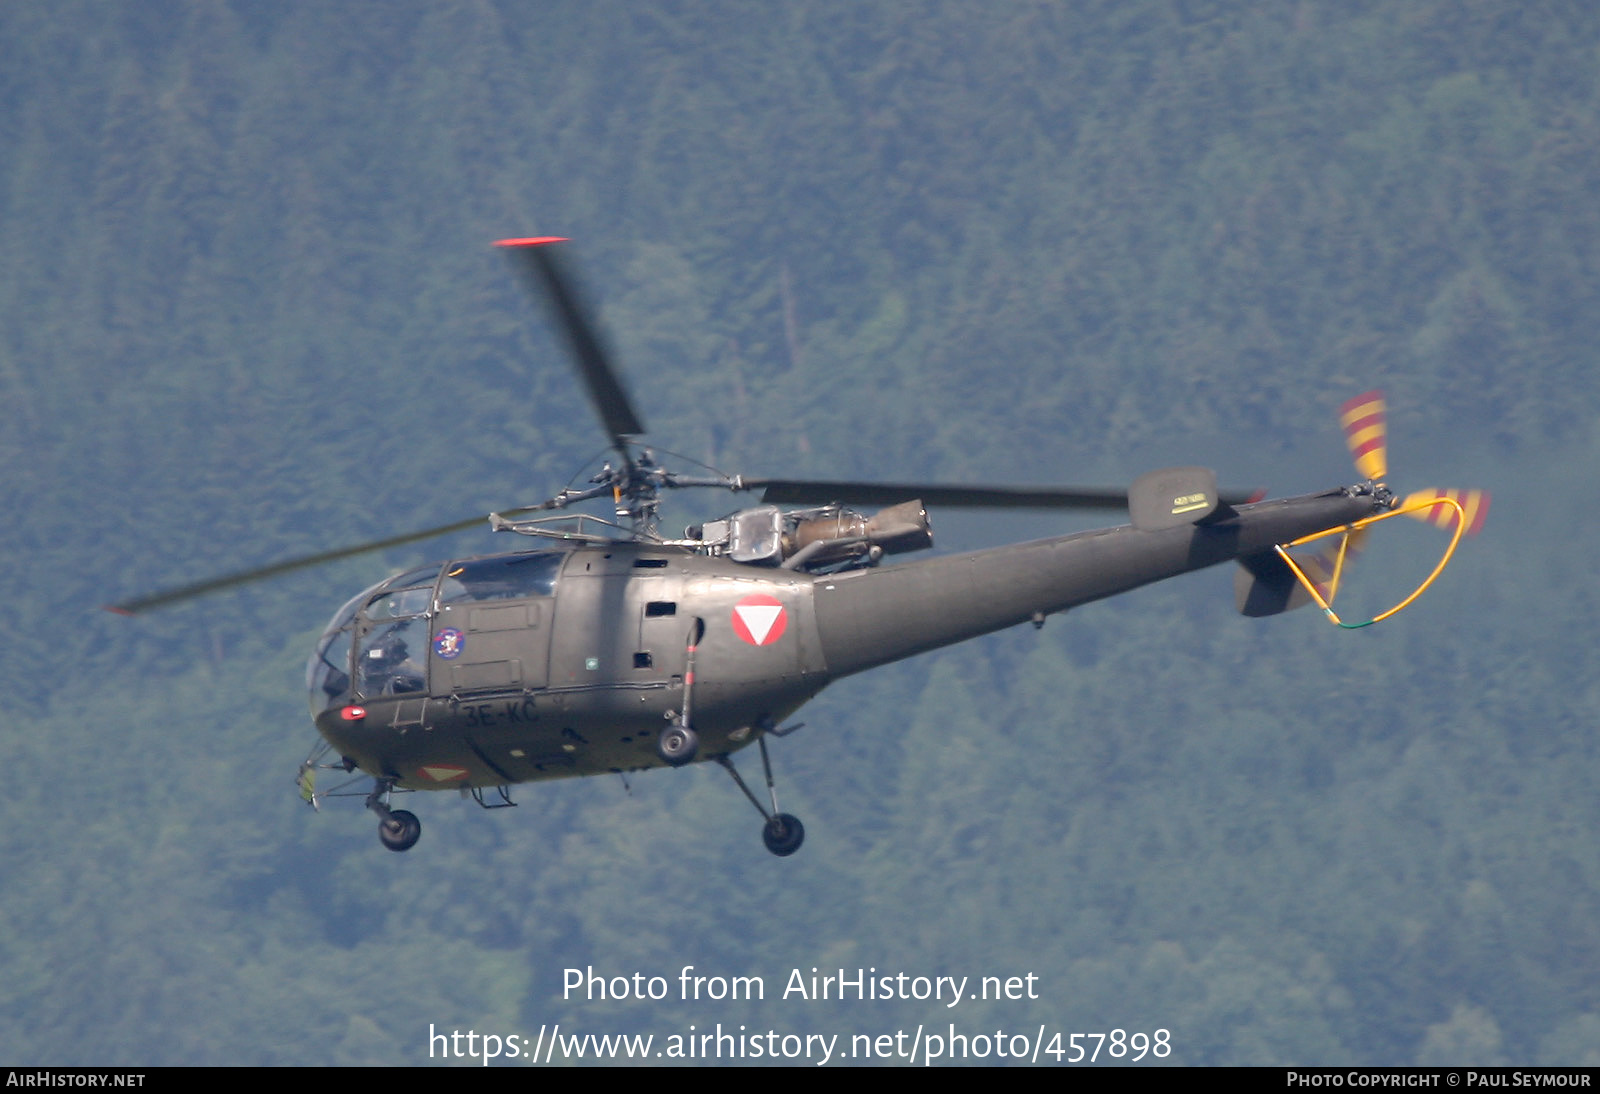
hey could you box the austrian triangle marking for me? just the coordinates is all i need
[735,603,784,645]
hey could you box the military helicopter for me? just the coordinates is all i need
[109,239,1488,856]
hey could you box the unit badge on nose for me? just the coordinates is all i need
[433,628,465,659]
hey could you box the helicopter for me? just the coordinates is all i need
[110,238,1488,856]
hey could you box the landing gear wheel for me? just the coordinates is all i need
[762,813,805,857]
[657,723,699,766]
[378,809,421,852]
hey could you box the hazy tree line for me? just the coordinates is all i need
[0,1,1597,1064]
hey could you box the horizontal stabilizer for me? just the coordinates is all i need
[1234,550,1314,617]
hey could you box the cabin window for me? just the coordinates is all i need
[438,552,563,604]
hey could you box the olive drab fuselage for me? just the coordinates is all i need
[308,488,1382,792]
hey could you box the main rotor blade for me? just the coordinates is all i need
[105,506,544,615]
[748,480,1127,509]
[495,238,645,453]
[750,479,1261,510]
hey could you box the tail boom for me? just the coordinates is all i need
[812,487,1383,678]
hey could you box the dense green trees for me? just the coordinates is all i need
[1,0,1597,1065]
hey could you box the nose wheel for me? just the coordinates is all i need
[378,809,421,852]
[366,779,422,852]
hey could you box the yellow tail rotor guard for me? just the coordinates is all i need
[1273,494,1468,629]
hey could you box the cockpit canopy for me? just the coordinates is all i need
[305,552,564,716]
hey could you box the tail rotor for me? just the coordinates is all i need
[1273,390,1490,627]
[1339,390,1389,482]
[1338,390,1490,536]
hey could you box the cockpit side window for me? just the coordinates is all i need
[309,564,444,711]
[351,566,441,699]
[356,618,427,698]
[438,552,562,605]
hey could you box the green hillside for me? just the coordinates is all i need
[1,1,1596,1065]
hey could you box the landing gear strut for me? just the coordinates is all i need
[719,732,805,857]
[366,778,421,852]
[658,617,705,767]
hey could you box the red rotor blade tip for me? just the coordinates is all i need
[494,236,569,248]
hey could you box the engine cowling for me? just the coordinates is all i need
[697,500,934,570]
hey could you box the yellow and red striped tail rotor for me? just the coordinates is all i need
[1269,391,1490,630]
[1340,390,1388,481]
[1338,391,1488,536]
[1401,488,1490,537]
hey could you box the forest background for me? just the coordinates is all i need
[2,0,1598,1066]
